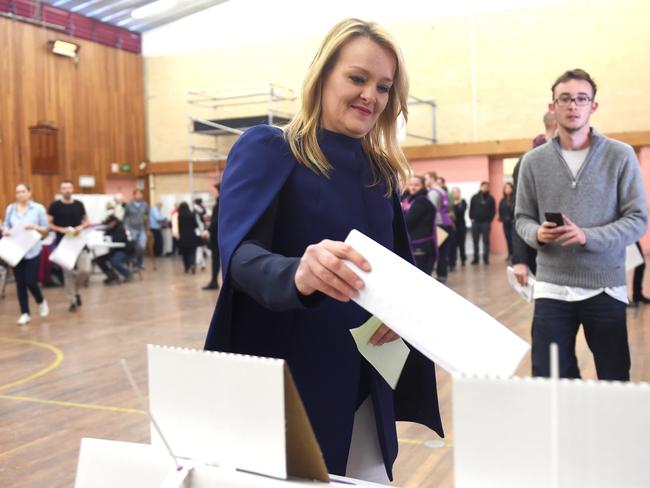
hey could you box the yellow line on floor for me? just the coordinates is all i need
[0,337,65,393]
[0,394,145,415]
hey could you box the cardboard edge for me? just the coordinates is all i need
[283,365,330,482]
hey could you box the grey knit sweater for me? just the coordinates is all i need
[515,128,647,288]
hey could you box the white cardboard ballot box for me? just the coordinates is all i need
[75,438,388,488]
[453,374,650,488]
[147,345,328,482]
[75,345,390,487]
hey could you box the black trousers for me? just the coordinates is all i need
[208,243,221,285]
[632,242,645,301]
[436,225,455,278]
[450,226,467,266]
[14,255,44,315]
[532,294,629,380]
[471,221,491,261]
[179,246,197,272]
[151,229,163,257]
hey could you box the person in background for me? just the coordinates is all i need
[427,175,455,282]
[149,201,165,258]
[123,189,148,270]
[175,202,201,274]
[499,182,515,263]
[203,184,221,290]
[94,215,133,285]
[629,241,649,307]
[516,68,647,380]
[449,186,467,268]
[113,194,126,221]
[403,176,437,275]
[511,110,558,285]
[47,180,90,312]
[193,198,207,270]
[469,181,496,265]
[2,183,49,325]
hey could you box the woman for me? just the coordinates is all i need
[2,183,49,325]
[204,19,442,483]
[499,182,515,262]
[403,176,437,275]
[174,202,201,273]
[450,186,467,267]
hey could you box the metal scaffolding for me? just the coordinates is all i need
[186,83,296,192]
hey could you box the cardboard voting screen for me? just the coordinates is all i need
[147,345,328,482]
[343,229,529,377]
[0,224,41,266]
[75,438,386,488]
[453,375,650,488]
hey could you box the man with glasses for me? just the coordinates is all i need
[515,69,647,380]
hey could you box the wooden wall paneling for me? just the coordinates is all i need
[0,17,146,213]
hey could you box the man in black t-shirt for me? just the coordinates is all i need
[47,180,90,312]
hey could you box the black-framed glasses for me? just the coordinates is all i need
[554,94,593,107]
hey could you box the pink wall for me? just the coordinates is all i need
[639,147,650,251]
[411,155,508,254]
[105,176,138,199]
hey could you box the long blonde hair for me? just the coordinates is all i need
[284,18,410,196]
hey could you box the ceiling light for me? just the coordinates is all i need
[131,0,177,19]
[49,40,80,58]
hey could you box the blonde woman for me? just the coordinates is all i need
[2,183,49,325]
[205,19,442,482]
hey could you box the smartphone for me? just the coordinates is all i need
[544,212,564,227]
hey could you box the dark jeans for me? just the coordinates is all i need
[532,293,630,380]
[436,225,455,278]
[96,251,131,279]
[413,247,435,276]
[471,221,491,262]
[152,229,163,257]
[208,243,221,285]
[502,222,513,257]
[450,225,467,267]
[180,246,197,272]
[14,255,44,314]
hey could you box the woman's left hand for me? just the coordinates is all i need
[369,323,400,346]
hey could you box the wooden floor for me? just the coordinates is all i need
[0,255,648,488]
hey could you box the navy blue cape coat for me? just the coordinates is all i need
[205,125,443,479]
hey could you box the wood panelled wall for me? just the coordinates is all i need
[0,17,145,214]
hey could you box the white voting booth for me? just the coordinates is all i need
[453,374,650,488]
[75,230,649,486]
[76,345,385,488]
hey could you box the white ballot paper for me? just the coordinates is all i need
[49,230,89,271]
[0,224,41,266]
[350,316,410,389]
[626,243,644,271]
[506,266,535,303]
[343,229,529,377]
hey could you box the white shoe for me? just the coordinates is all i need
[17,313,30,325]
[39,300,49,317]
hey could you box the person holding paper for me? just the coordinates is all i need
[205,19,443,484]
[48,180,90,312]
[2,183,49,325]
[516,69,648,380]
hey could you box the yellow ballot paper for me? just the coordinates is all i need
[350,316,410,389]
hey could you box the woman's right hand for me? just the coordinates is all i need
[2,228,10,237]
[294,240,371,302]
